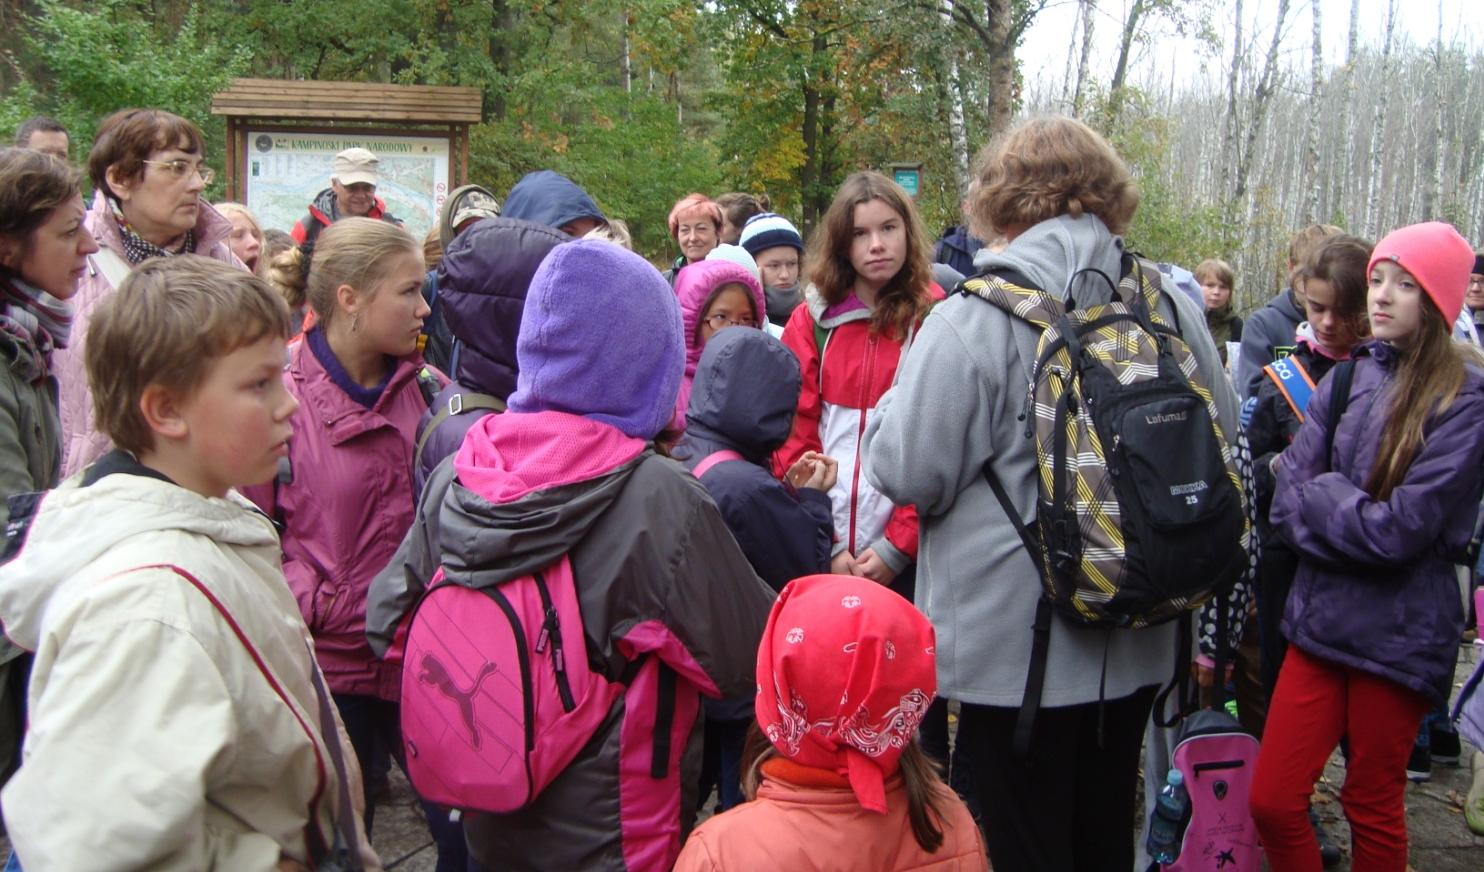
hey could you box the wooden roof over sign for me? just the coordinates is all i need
[211,79,482,124]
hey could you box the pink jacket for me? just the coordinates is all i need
[54,194,244,478]
[674,758,989,871]
[243,339,430,700]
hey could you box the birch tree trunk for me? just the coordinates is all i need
[1072,0,1096,118]
[1304,0,1322,222]
[1232,0,1289,203]
[1365,0,1397,237]
[943,0,969,190]
[1220,0,1244,200]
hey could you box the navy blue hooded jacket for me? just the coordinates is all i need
[501,170,606,232]
[413,217,568,494]
[678,328,833,593]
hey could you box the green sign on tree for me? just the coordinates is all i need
[888,162,922,198]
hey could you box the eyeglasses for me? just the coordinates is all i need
[705,313,757,330]
[141,159,214,186]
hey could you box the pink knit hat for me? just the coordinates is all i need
[1367,222,1475,324]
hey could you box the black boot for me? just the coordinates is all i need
[1309,806,1341,868]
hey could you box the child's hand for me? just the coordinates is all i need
[786,456,816,489]
[856,547,898,586]
[803,452,838,492]
[831,550,864,577]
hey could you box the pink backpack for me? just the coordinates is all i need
[1161,709,1263,872]
[400,556,624,813]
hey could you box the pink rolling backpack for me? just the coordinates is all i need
[400,556,624,813]
[1160,708,1263,872]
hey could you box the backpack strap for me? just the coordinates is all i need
[980,461,1055,758]
[1263,356,1318,422]
[692,450,746,479]
[146,563,359,869]
[1325,360,1356,472]
[413,390,506,467]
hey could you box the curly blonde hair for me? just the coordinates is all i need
[970,116,1140,240]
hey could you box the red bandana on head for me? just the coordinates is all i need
[754,574,937,814]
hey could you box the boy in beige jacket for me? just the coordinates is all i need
[0,256,379,871]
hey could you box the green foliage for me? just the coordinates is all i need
[9,0,250,197]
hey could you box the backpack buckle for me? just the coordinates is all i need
[448,393,464,416]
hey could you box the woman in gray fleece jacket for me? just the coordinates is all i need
[864,117,1242,872]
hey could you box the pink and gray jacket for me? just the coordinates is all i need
[243,336,432,701]
[367,409,775,870]
[1272,340,1484,706]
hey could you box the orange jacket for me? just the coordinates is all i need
[674,758,988,871]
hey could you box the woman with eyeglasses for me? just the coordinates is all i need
[52,108,245,477]
[672,258,765,427]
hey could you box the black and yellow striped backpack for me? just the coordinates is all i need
[960,253,1249,752]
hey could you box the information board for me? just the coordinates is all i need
[243,130,451,242]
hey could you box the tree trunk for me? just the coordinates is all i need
[800,29,826,235]
[1232,0,1289,204]
[1303,0,1322,222]
[1220,0,1244,201]
[943,0,970,191]
[984,0,1016,138]
[1428,1,1445,219]
[1336,0,1360,212]
[1072,0,1096,118]
[489,0,515,120]
[1109,0,1147,122]
[1364,0,1397,236]
[622,11,632,94]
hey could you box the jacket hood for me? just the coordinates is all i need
[684,328,801,459]
[973,213,1124,306]
[508,240,683,439]
[1265,286,1305,322]
[438,217,569,399]
[439,410,647,586]
[0,473,278,650]
[674,260,766,376]
[502,170,606,232]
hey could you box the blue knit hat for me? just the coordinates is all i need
[507,240,684,439]
[739,213,804,258]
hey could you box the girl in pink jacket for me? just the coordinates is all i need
[674,574,988,871]
[245,217,436,837]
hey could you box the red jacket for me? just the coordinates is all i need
[243,338,430,700]
[773,285,941,570]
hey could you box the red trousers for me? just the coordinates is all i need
[1250,646,1429,872]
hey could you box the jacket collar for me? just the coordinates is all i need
[289,339,422,445]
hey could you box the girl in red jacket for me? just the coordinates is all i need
[774,171,941,589]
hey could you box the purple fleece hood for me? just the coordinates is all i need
[507,239,684,439]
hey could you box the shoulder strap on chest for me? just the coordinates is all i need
[1263,356,1318,422]
[414,390,506,466]
[1324,360,1356,471]
[692,449,747,479]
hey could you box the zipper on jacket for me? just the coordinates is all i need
[847,334,879,555]
[531,571,577,713]
[482,586,538,755]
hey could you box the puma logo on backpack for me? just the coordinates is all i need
[961,253,1250,753]
[400,557,625,813]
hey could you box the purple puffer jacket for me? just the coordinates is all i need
[1272,341,1484,706]
[412,218,568,492]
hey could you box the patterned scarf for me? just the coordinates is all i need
[755,574,937,814]
[1,274,73,383]
[108,197,195,265]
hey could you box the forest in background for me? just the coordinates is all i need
[1,0,1480,314]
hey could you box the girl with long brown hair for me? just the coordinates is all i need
[774,171,940,592]
[1253,222,1484,870]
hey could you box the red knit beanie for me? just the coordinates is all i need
[1367,222,1474,324]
